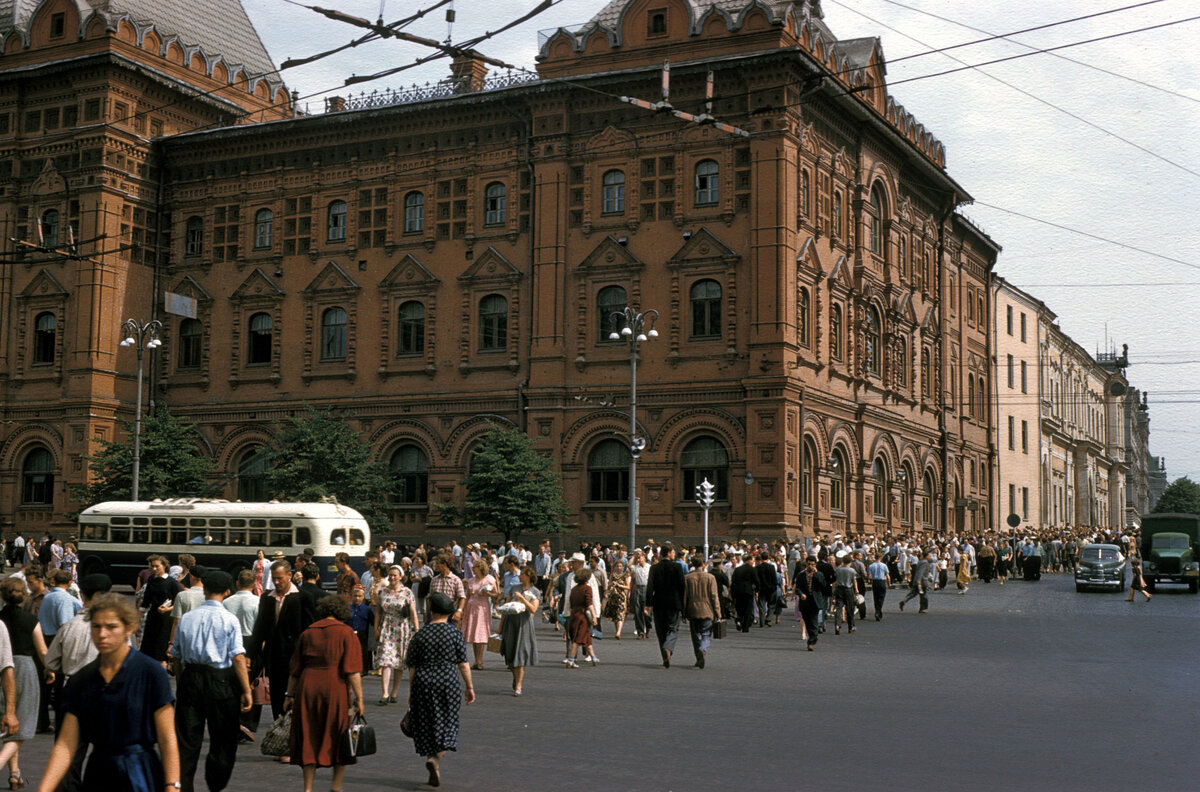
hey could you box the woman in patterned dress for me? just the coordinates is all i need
[498,566,540,696]
[406,593,474,788]
[601,559,631,639]
[373,565,418,705]
[459,558,499,670]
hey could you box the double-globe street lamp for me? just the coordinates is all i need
[120,318,162,501]
[608,307,659,552]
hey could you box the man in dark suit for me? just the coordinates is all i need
[683,555,721,669]
[708,554,732,620]
[730,554,758,632]
[795,556,827,650]
[645,543,685,668]
[248,560,315,736]
[299,563,328,603]
[755,552,778,627]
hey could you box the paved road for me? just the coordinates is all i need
[17,573,1200,791]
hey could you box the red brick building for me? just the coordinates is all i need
[0,0,996,544]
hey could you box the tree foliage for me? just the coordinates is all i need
[262,406,394,533]
[1151,477,1200,517]
[446,425,568,543]
[75,408,215,508]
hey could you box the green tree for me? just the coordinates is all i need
[75,407,215,507]
[445,424,569,544]
[1152,477,1200,516]
[262,406,394,533]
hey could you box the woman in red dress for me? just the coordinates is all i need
[285,595,365,792]
[564,568,597,668]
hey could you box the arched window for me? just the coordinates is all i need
[178,318,202,369]
[978,375,987,423]
[185,216,203,256]
[802,437,818,512]
[484,182,506,226]
[866,306,881,375]
[798,287,810,348]
[921,347,931,399]
[391,444,428,505]
[830,303,842,361]
[404,191,424,234]
[41,210,59,247]
[33,312,56,365]
[588,439,630,502]
[254,208,273,249]
[829,448,846,513]
[397,301,425,356]
[694,159,719,206]
[236,446,267,502]
[899,464,913,523]
[832,190,843,238]
[869,183,886,256]
[681,437,728,500]
[248,312,272,365]
[690,279,721,338]
[21,447,54,505]
[601,170,625,214]
[321,307,347,360]
[597,285,626,341]
[896,336,907,388]
[967,376,975,419]
[923,469,937,528]
[479,294,507,351]
[872,458,887,517]
[899,236,908,280]
[326,200,347,242]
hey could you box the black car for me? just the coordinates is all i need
[1074,544,1126,592]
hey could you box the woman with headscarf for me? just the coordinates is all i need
[373,565,418,705]
[601,559,631,639]
[405,593,475,787]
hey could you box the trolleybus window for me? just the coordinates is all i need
[330,526,366,546]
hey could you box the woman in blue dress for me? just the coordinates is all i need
[405,593,474,788]
[35,593,179,792]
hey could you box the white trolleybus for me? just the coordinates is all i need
[76,499,371,588]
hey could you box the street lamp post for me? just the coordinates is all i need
[120,318,162,501]
[609,307,659,552]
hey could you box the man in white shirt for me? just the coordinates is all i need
[169,564,208,648]
[380,542,396,566]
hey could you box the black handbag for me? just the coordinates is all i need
[339,713,377,758]
[400,709,413,738]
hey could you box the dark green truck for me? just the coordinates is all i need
[1139,513,1200,593]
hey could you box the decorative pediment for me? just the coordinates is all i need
[576,236,645,273]
[896,195,913,225]
[799,121,820,156]
[827,254,852,289]
[796,236,821,274]
[586,124,636,154]
[891,289,917,325]
[17,268,68,299]
[380,254,440,292]
[303,260,360,296]
[833,147,852,178]
[31,159,65,196]
[667,227,739,269]
[918,305,936,330]
[169,275,213,304]
[458,246,521,284]
[230,267,284,302]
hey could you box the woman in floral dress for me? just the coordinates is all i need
[459,557,499,670]
[373,565,418,705]
[601,559,631,639]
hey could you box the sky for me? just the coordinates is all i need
[240,0,1200,484]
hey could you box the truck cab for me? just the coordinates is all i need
[1140,514,1200,593]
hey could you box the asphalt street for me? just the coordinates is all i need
[17,572,1198,791]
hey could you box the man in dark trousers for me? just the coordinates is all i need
[171,571,253,792]
[754,552,778,627]
[248,560,315,751]
[900,551,933,613]
[730,554,758,632]
[795,557,826,650]
[645,543,685,668]
[683,555,721,669]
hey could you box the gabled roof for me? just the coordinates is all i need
[0,0,278,86]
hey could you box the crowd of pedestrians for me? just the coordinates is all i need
[0,525,1142,791]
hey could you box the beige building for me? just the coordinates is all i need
[1039,322,1127,532]
[992,278,1044,532]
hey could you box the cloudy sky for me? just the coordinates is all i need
[241,0,1200,486]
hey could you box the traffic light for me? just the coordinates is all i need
[695,478,715,508]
